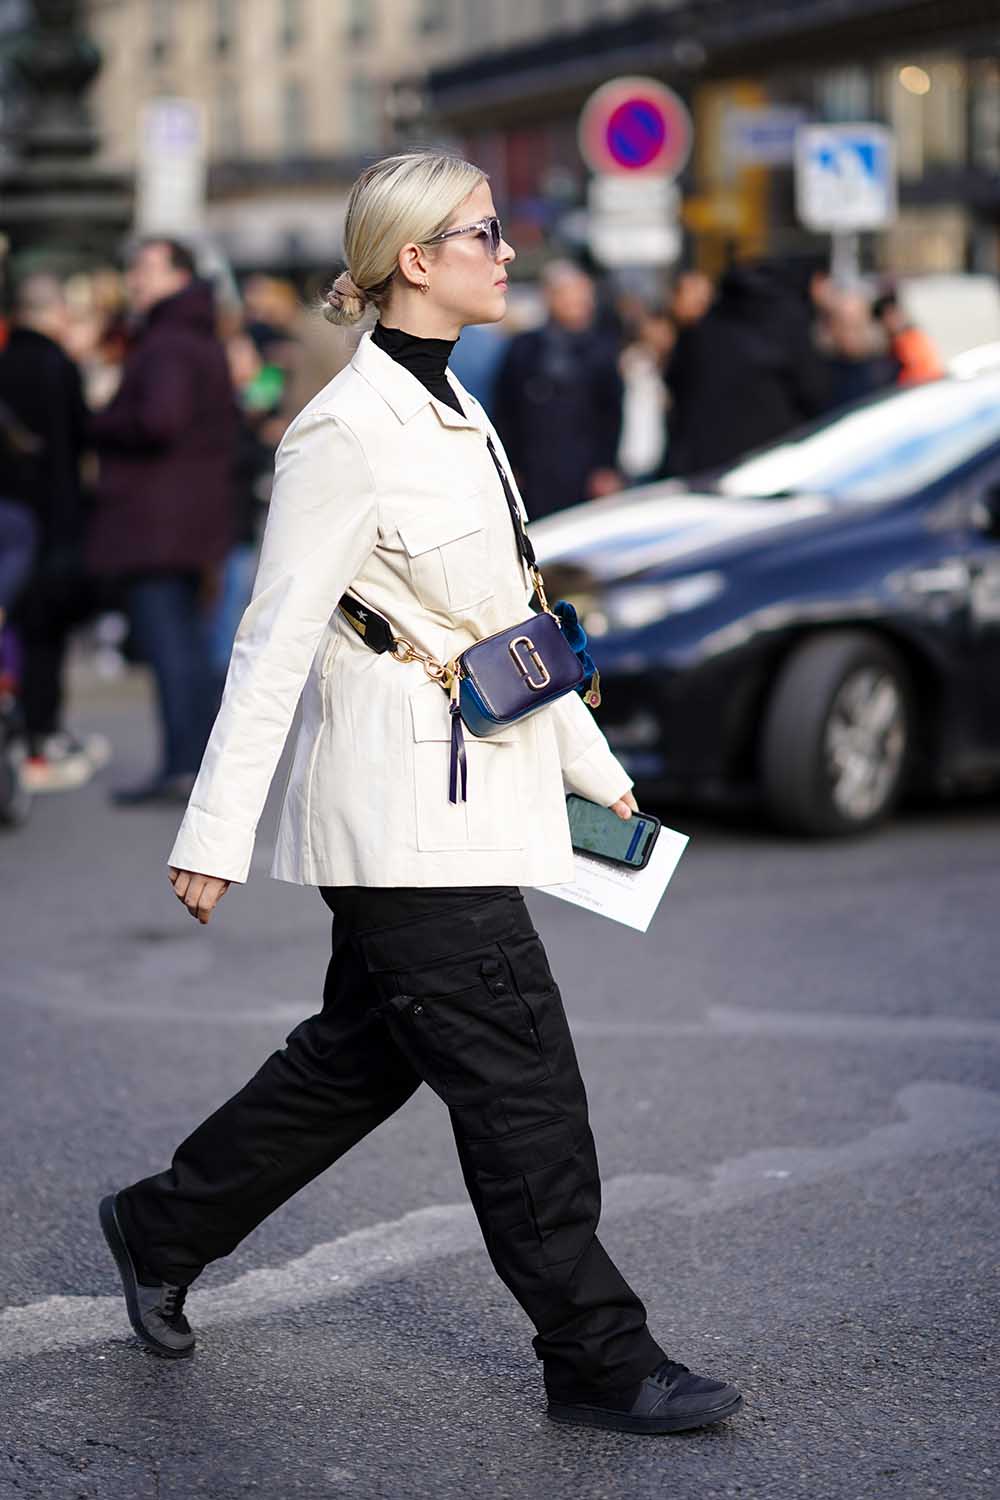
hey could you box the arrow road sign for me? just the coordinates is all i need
[795,124,897,232]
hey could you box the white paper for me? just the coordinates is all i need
[536,824,689,933]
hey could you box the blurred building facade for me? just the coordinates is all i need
[82,0,478,270]
[77,1,1000,279]
[421,0,1000,278]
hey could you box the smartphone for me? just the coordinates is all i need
[565,794,661,870]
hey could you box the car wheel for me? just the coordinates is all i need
[760,632,910,836]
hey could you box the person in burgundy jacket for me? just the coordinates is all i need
[89,239,237,805]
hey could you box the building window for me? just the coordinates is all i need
[970,59,1000,173]
[280,0,303,50]
[416,0,449,33]
[888,55,967,180]
[282,78,308,155]
[347,0,373,45]
[347,75,377,148]
[214,0,237,57]
[215,77,241,158]
[816,67,871,124]
[149,0,173,65]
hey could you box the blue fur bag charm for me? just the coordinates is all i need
[553,599,601,708]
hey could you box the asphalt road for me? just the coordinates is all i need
[2,667,998,1500]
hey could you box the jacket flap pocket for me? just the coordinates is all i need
[410,685,515,743]
[395,504,482,558]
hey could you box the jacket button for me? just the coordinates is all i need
[493,982,508,995]
[411,1002,424,1016]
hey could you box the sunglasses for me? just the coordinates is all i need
[425,215,504,258]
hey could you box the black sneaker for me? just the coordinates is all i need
[547,1358,743,1434]
[99,1193,195,1359]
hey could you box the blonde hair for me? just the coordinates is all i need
[323,152,487,326]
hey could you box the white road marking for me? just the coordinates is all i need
[2,1082,997,1365]
[5,969,1000,1045]
[577,1005,1000,1045]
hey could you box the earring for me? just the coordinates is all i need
[419,282,430,294]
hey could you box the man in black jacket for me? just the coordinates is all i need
[663,262,831,479]
[493,261,623,519]
[0,274,99,791]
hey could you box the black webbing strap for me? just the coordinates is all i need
[485,432,536,570]
[337,592,395,654]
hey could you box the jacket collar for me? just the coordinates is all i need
[351,329,483,431]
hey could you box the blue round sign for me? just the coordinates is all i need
[606,99,668,170]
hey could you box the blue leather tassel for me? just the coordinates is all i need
[449,700,468,804]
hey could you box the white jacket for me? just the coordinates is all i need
[168,330,632,888]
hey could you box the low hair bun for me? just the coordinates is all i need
[323,269,369,326]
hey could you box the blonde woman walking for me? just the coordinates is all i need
[99,153,742,1436]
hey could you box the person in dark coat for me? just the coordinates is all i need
[824,289,903,409]
[493,261,623,519]
[663,262,831,479]
[88,239,237,805]
[0,274,102,790]
[0,398,40,618]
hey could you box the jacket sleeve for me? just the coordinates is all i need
[548,689,634,807]
[90,343,201,450]
[167,410,378,883]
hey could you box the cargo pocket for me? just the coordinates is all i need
[395,500,493,614]
[522,1146,598,1268]
[409,686,523,852]
[378,950,550,1103]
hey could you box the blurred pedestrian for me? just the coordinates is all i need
[872,287,944,387]
[0,399,40,621]
[98,151,741,1438]
[669,269,714,331]
[205,330,278,687]
[242,273,300,367]
[824,289,898,410]
[663,261,830,478]
[88,239,237,805]
[449,319,507,415]
[618,305,674,484]
[0,274,104,792]
[273,272,354,437]
[493,260,624,517]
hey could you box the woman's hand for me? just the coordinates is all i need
[609,789,639,821]
[168,867,231,924]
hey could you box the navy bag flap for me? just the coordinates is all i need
[461,612,583,721]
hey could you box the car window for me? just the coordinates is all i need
[717,374,1000,505]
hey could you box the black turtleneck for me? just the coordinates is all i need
[371,321,464,416]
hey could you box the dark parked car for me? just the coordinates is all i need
[532,369,1000,835]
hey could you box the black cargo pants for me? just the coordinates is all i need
[117,885,665,1400]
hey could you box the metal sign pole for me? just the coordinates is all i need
[796,125,895,279]
[577,77,692,270]
[830,229,861,287]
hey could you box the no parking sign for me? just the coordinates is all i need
[578,77,692,179]
[578,77,691,265]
